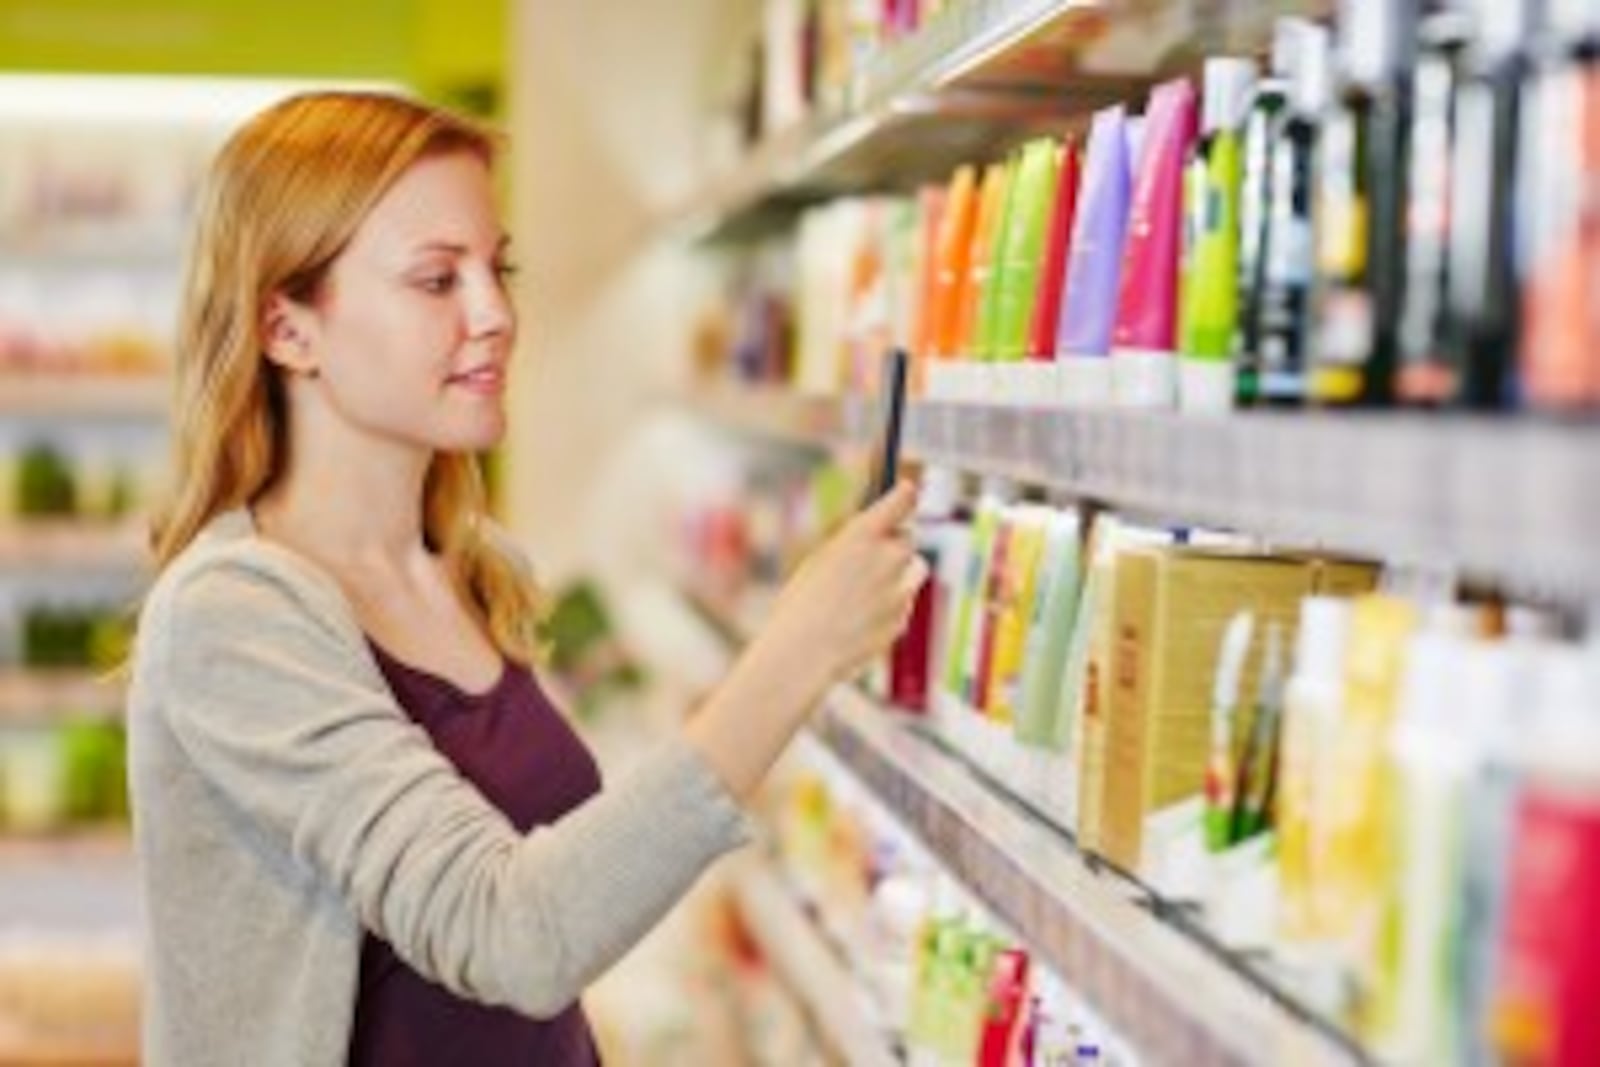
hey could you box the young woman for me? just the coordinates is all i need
[128,91,925,1066]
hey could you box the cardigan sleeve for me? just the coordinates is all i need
[147,545,751,1019]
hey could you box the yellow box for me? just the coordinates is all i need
[1097,548,1318,877]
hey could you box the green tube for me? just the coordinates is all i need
[992,138,1062,362]
[1180,57,1256,412]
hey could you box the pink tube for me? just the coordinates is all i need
[1111,78,1199,406]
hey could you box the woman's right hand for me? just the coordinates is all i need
[684,480,929,802]
[756,480,929,689]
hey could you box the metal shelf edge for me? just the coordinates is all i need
[681,389,1600,601]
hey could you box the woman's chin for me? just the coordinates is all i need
[427,413,507,454]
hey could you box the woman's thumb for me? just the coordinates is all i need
[855,479,918,535]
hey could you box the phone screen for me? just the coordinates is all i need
[861,348,909,507]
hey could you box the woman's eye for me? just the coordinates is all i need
[418,273,457,294]
[494,262,520,283]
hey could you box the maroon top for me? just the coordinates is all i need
[348,642,604,1067]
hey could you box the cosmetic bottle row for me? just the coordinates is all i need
[703,0,1600,414]
[764,741,1139,1066]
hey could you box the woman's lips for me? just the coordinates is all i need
[447,365,505,394]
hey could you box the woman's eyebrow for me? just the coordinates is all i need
[409,234,513,255]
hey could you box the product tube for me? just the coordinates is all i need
[953,164,1004,361]
[910,185,947,378]
[1028,141,1081,361]
[896,470,953,713]
[929,166,979,362]
[945,498,1001,711]
[1278,596,1353,994]
[968,161,1017,364]
[1235,28,1295,404]
[1055,106,1135,408]
[992,139,1061,363]
[984,506,1050,727]
[1492,646,1600,1067]
[1014,510,1085,801]
[1112,77,1200,409]
[1441,0,1537,409]
[1256,20,1333,405]
[1519,1,1600,413]
[1205,612,1256,851]
[1396,11,1473,406]
[1310,0,1419,407]
[1181,58,1255,413]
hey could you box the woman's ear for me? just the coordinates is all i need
[261,293,320,377]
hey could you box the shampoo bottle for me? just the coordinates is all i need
[1255,20,1333,406]
[1518,0,1600,413]
[1310,0,1419,407]
[1278,596,1353,1002]
[1396,6,1476,406]
[1235,27,1294,404]
[1441,0,1539,409]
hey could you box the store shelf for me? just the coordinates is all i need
[727,855,900,1067]
[666,0,1327,242]
[0,522,145,573]
[910,403,1600,600]
[684,388,1600,602]
[0,671,123,724]
[0,375,169,419]
[690,586,1359,1067]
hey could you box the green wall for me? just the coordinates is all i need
[0,0,507,112]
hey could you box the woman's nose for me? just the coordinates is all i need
[467,272,515,339]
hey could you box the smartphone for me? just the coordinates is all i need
[861,347,910,506]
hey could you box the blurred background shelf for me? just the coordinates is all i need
[665,0,1330,242]
[0,221,188,271]
[0,1034,139,1067]
[0,522,145,572]
[682,384,869,450]
[687,584,1360,1067]
[0,671,123,724]
[0,376,169,420]
[0,833,131,867]
[726,855,901,1067]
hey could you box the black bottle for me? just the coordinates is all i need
[1233,28,1293,405]
[1439,0,1539,410]
[1396,6,1476,406]
[1255,20,1332,406]
[1310,0,1418,407]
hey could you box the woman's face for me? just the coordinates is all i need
[279,150,517,454]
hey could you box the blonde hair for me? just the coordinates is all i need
[151,91,544,664]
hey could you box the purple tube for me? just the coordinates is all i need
[1054,106,1135,359]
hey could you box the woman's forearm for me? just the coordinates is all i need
[681,628,834,802]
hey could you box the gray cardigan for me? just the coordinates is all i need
[127,509,751,1065]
